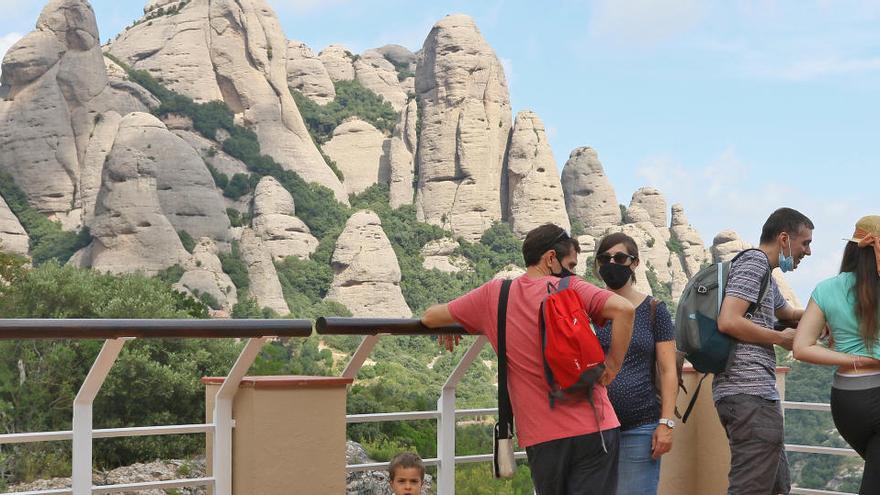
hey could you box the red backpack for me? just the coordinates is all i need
[539,276,606,407]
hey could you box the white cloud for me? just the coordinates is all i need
[635,148,860,304]
[0,32,23,78]
[588,0,707,46]
[757,56,880,81]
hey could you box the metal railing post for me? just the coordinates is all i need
[436,336,487,495]
[212,337,269,495]
[72,337,129,495]
[342,335,379,380]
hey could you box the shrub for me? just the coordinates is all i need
[218,241,249,294]
[177,230,195,253]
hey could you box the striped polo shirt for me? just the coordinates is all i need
[712,249,787,402]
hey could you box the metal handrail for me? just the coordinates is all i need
[0,318,313,339]
[316,317,463,335]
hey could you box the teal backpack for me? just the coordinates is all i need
[674,248,770,422]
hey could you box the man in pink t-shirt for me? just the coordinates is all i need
[422,224,635,495]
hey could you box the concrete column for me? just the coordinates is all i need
[658,366,790,495]
[204,375,353,495]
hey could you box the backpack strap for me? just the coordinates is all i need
[681,373,709,423]
[497,279,514,439]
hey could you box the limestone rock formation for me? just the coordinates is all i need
[0,195,29,256]
[629,187,668,232]
[0,0,149,228]
[506,110,570,237]
[239,228,290,315]
[75,113,189,275]
[321,119,390,196]
[354,50,407,111]
[670,204,710,278]
[108,0,348,203]
[388,99,418,208]
[624,204,653,224]
[286,40,335,105]
[325,211,411,317]
[421,238,469,273]
[572,234,597,278]
[561,147,621,236]
[171,130,249,177]
[130,115,231,245]
[318,44,355,82]
[251,176,318,260]
[711,230,751,263]
[178,238,238,310]
[374,44,416,72]
[414,14,512,241]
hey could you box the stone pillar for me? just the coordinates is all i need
[658,366,789,495]
[203,375,353,495]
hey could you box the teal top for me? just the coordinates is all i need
[810,272,880,360]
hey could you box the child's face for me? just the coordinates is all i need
[390,467,423,495]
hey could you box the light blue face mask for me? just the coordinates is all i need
[778,235,795,272]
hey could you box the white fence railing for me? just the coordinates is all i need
[0,319,311,495]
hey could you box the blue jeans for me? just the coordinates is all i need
[616,422,660,495]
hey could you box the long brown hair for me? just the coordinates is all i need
[840,241,880,351]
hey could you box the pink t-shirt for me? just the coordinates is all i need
[448,275,619,448]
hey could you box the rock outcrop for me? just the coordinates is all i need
[321,119,389,196]
[108,0,348,203]
[318,44,355,82]
[387,99,418,208]
[0,0,149,228]
[325,211,411,317]
[138,116,231,245]
[421,238,469,273]
[239,227,290,315]
[178,238,237,311]
[670,204,709,278]
[354,50,407,111]
[286,40,335,104]
[561,147,621,236]
[0,195,29,256]
[251,176,318,260]
[711,230,751,263]
[414,14,512,241]
[75,113,189,275]
[629,187,668,232]
[506,110,569,237]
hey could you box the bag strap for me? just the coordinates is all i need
[681,373,709,423]
[497,279,514,437]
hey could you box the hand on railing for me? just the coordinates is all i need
[437,334,461,352]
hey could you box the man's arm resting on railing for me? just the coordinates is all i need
[422,303,457,328]
[718,295,796,350]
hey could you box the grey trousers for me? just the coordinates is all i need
[716,394,791,495]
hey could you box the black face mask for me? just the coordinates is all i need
[551,267,575,278]
[599,263,632,290]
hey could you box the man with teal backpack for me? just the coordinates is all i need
[679,207,813,494]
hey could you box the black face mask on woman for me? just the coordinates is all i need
[598,263,633,290]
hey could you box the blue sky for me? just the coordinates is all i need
[1,0,877,303]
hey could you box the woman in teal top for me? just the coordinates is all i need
[793,215,880,495]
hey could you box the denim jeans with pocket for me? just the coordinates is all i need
[616,422,660,495]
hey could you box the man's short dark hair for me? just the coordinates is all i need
[522,223,580,267]
[759,208,814,244]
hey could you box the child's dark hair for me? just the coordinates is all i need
[388,452,425,480]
